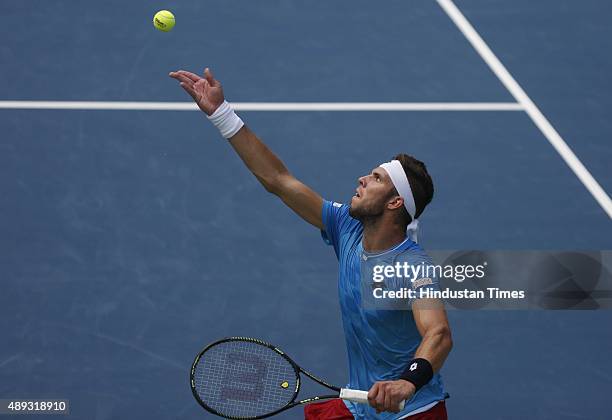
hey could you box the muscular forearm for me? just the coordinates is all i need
[368,324,452,413]
[228,125,290,194]
[414,325,453,372]
[170,68,323,228]
[228,124,323,228]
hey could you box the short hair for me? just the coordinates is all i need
[391,153,434,223]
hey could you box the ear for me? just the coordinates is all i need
[387,195,404,211]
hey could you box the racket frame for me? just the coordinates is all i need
[190,337,345,419]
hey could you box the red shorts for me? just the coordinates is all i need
[304,399,447,420]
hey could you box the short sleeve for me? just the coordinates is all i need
[320,200,358,256]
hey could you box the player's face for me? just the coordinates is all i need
[349,168,395,219]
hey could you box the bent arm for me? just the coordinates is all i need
[412,299,453,372]
[367,301,452,413]
[228,125,324,229]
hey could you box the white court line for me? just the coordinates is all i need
[437,0,612,218]
[0,101,523,112]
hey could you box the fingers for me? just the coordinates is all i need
[204,67,213,84]
[170,68,222,113]
[195,78,210,89]
[368,383,381,413]
[170,68,220,90]
[384,392,393,414]
[367,383,379,405]
[204,67,221,87]
[193,79,211,99]
[179,82,198,101]
[368,382,403,414]
[180,80,205,104]
[169,70,202,83]
[169,73,196,89]
[388,390,402,414]
[369,383,385,413]
[375,387,386,413]
[170,70,205,102]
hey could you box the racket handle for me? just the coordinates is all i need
[339,388,406,411]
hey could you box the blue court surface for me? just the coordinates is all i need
[1,0,611,419]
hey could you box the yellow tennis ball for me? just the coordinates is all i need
[153,10,175,32]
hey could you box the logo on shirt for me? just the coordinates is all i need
[412,277,433,290]
[332,202,342,208]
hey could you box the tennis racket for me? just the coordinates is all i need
[190,337,405,419]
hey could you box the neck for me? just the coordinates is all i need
[361,216,407,253]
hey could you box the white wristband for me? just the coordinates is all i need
[207,101,244,139]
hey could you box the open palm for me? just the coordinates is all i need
[169,68,225,116]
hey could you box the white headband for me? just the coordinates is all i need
[380,160,420,243]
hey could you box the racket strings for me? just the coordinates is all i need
[193,340,298,419]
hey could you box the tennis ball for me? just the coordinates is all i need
[153,10,175,32]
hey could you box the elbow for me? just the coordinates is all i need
[257,171,290,195]
[256,174,281,194]
[260,177,278,194]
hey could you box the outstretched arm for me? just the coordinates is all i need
[169,68,324,229]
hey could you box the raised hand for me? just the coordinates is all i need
[169,67,225,116]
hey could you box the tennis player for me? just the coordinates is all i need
[170,68,453,419]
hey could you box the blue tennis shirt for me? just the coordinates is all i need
[321,200,446,419]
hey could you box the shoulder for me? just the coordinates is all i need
[323,201,360,230]
[326,200,349,215]
[320,201,362,251]
[396,242,433,265]
[395,244,439,288]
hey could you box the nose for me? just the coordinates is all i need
[358,176,366,187]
